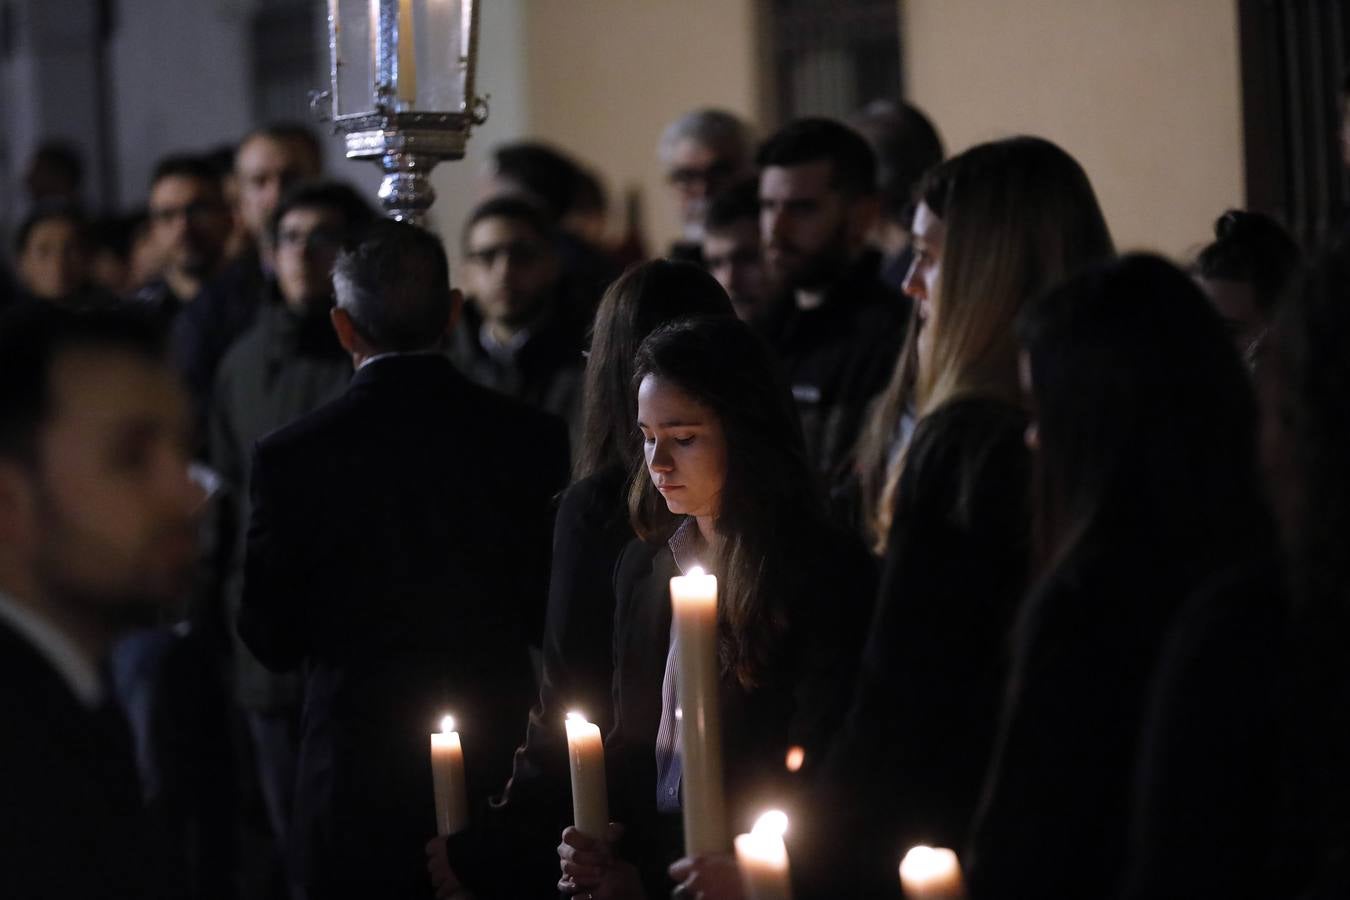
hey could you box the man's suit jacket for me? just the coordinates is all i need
[239,353,569,900]
[0,619,175,899]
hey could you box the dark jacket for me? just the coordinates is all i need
[0,618,179,899]
[210,302,354,711]
[444,464,633,899]
[608,522,876,898]
[762,250,910,486]
[448,303,585,437]
[970,547,1283,900]
[238,353,569,900]
[793,397,1030,898]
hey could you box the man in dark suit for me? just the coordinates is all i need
[239,220,569,900]
[0,304,203,899]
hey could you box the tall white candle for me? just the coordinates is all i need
[396,0,417,104]
[899,846,965,900]
[564,711,609,840]
[669,566,730,856]
[734,810,792,900]
[430,715,468,835]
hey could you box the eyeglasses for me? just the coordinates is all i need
[277,228,345,251]
[667,160,737,190]
[465,241,546,267]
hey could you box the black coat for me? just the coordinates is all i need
[238,353,569,900]
[793,397,1030,899]
[444,464,632,899]
[607,522,876,898]
[0,619,179,900]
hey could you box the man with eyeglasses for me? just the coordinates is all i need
[657,108,755,262]
[207,180,375,896]
[452,195,585,437]
[134,154,233,324]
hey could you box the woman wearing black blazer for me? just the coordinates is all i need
[558,316,876,900]
[430,261,734,899]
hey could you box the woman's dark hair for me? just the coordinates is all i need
[1195,209,1302,317]
[14,204,87,257]
[1018,253,1270,577]
[573,259,734,481]
[628,315,822,688]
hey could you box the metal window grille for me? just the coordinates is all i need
[769,0,902,124]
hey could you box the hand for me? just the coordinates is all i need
[425,836,463,900]
[558,823,634,897]
[668,853,744,900]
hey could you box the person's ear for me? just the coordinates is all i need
[445,288,464,338]
[0,462,37,550]
[330,306,359,355]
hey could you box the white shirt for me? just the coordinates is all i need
[0,589,102,707]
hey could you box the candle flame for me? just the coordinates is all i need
[752,809,789,838]
[440,715,455,734]
[899,845,961,882]
[687,566,706,577]
[785,745,805,772]
[566,711,587,724]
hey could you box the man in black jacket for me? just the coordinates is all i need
[0,304,203,899]
[239,220,569,900]
[757,118,910,487]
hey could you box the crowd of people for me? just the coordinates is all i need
[1,85,1348,900]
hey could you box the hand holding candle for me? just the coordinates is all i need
[564,711,609,840]
[899,846,966,900]
[734,810,792,900]
[669,566,730,856]
[430,715,468,836]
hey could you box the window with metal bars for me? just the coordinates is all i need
[768,0,902,125]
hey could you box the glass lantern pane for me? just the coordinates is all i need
[332,0,376,117]
[414,0,470,112]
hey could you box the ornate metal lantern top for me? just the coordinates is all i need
[317,0,489,224]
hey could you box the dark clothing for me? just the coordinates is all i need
[1121,562,1283,900]
[131,278,193,332]
[969,546,1281,899]
[211,302,353,711]
[172,248,268,439]
[761,250,909,486]
[239,353,569,900]
[449,304,585,437]
[607,523,876,898]
[0,620,178,899]
[444,464,632,899]
[793,398,1030,898]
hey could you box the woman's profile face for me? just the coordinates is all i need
[904,201,944,369]
[637,374,729,521]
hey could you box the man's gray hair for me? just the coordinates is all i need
[658,108,754,166]
[333,220,453,353]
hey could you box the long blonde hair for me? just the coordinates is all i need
[862,136,1114,550]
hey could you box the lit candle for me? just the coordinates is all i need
[734,810,792,900]
[784,746,805,773]
[564,711,609,840]
[899,846,965,900]
[430,715,467,835]
[669,566,730,855]
[397,0,417,104]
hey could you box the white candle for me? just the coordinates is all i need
[735,810,792,900]
[669,566,730,856]
[397,0,417,104]
[899,846,965,900]
[430,715,468,835]
[564,711,609,840]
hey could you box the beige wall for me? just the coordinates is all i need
[902,0,1245,259]
[523,0,764,254]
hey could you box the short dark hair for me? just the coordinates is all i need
[237,122,324,173]
[268,180,377,246]
[151,154,223,191]
[850,99,945,225]
[29,142,84,188]
[489,142,587,221]
[461,195,557,251]
[755,117,878,198]
[14,204,87,256]
[333,220,452,352]
[1195,209,1302,316]
[703,178,760,234]
[0,303,165,466]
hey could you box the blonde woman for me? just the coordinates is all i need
[794,136,1114,897]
